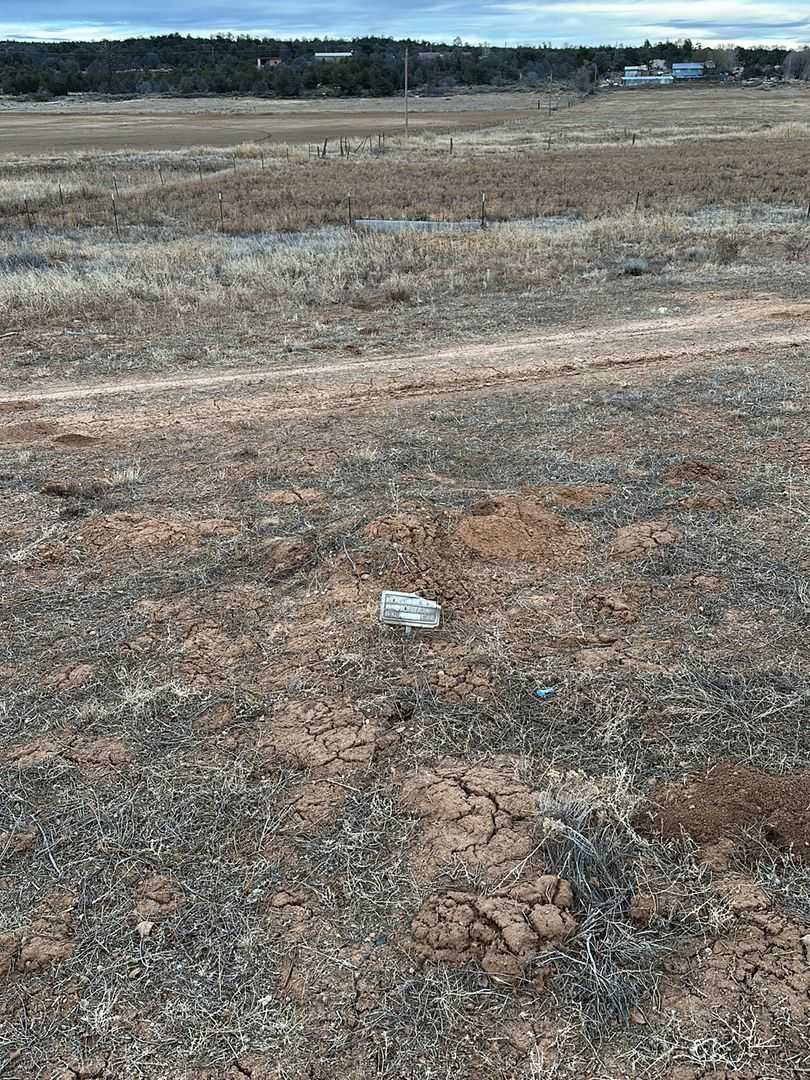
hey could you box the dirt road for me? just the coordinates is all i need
[2,298,808,443]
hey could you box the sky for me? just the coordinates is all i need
[1,0,808,47]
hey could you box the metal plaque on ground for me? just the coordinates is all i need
[378,591,441,630]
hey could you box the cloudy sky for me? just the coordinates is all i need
[2,0,808,46]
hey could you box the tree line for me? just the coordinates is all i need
[0,34,796,100]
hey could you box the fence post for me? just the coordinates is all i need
[480,192,487,230]
[322,138,328,158]
[158,165,164,186]
[634,191,641,212]
[112,196,121,241]
[450,136,453,155]
[347,194,353,230]
[218,191,225,231]
[632,133,637,146]
[232,155,237,174]
[198,161,203,182]
[58,184,64,207]
[24,197,33,230]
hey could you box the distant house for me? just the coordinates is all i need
[256,57,283,69]
[672,62,704,79]
[313,52,353,62]
[623,66,674,86]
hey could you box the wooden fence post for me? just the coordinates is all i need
[218,191,225,231]
[112,196,121,241]
[634,191,641,212]
[480,192,487,230]
[24,197,33,230]
[158,165,164,186]
[347,194,353,229]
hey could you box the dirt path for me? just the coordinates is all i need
[3,296,808,401]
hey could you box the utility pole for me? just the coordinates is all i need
[404,46,410,136]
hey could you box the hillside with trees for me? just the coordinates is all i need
[0,34,794,100]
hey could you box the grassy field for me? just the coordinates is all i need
[1,85,809,1080]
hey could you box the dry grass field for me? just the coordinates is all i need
[1,85,810,1080]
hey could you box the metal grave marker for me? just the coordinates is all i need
[378,591,441,635]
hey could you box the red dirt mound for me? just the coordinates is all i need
[641,763,810,859]
[410,875,576,982]
[364,511,484,609]
[455,496,588,564]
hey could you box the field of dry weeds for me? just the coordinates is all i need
[1,86,809,1080]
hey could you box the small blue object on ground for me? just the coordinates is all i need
[532,687,556,700]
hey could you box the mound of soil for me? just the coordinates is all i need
[52,432,102,448]
[661,460,728,485]
[612,520,680,558]
[259,698,391,775]
[364,511,483,609]
[0,889,76,977]
[400,760,537,880]
[455,496,588,564]
[0,420,58,443]
[77,512,239,555]
[641,763,810,859]
[410,875,576,982]
[588,588,639,623]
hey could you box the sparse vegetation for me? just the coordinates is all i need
[1,85,809,1080]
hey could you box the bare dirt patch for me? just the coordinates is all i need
[400,759,538,880]
[1,889,76,977]
[641,763,810,860]
[259,698,391,775]
[612,520,681,559]
[52,433,102,448]
[76,512,239,555]
[454,495,589,564]
[660,460,729,485]
[410,875,576,982]
[134,874,184,917]
[8,734,130,772]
